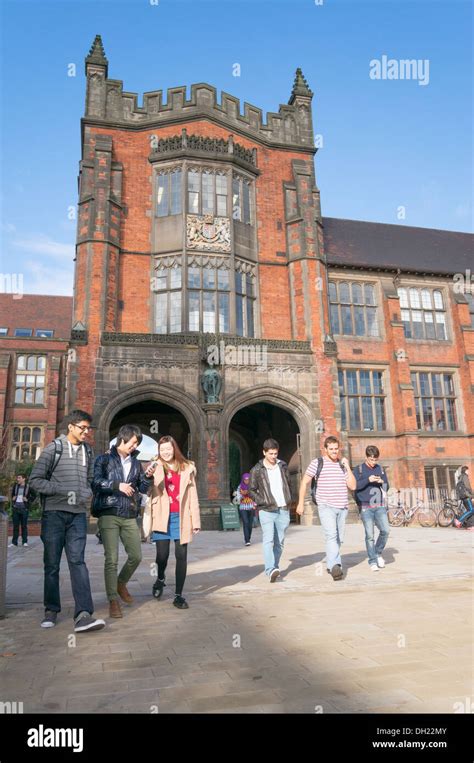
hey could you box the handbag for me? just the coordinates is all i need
[142,495,153,538]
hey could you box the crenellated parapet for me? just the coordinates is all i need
[84,36,316,150]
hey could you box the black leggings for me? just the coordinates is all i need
[155,540,188,596]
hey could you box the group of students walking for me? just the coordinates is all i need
[14,409,473,632]
[27,410,201,631]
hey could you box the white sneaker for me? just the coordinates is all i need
[8,543,17,548]
[370,563,379,572]
[22,543,29,547]
[377,556,385,568]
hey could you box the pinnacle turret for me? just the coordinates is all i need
[288,68,313,104]
[85,35,108,73]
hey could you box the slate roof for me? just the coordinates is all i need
[322,217,473,275]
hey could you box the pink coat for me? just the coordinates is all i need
[148,461,201,545]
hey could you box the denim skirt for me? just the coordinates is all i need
[152,511,180,542]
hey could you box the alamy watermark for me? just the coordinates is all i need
[207,340,268,370]
[370,55,430,86]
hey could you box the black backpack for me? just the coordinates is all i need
[310,457,345,505]
[456,478,468,501]
[41,438,93,509]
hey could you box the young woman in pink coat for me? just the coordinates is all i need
[145,436,201,609]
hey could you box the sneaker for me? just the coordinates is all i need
[152,578,166,600]
[270,568,280,583]
[22,542,28,547]
[370,563,379,572]
[330,564,344,580]
[8,543,18,548]
[245,542,251,546]
[41,611,57,628]
[74,612,106,633]
[377,556,385,568]
[173,595,189,610]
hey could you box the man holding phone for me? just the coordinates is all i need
[92,425,155,619]
[354,445,390,571]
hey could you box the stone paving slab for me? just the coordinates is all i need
[0,524,472,714]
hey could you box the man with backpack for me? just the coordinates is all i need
[29,410,106,632]
[354,445,390,571]
[9,473,34,547]
[454,466,474,529]
[296,436,356,580]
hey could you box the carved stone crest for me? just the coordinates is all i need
[187,214,231,252]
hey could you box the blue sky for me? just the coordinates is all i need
[0,0,472,295]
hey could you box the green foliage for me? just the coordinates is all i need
[0,459,42,518]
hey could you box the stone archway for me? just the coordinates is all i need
[94,381,205,472]
[222,385,320,505]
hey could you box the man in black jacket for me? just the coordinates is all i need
[248,439,292,582]
[9,474,33,547]
[92,425,155,619]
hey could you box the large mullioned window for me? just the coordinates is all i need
[15,355,46,405]
[411,372,458,431]
[338,369,386,431]
[329,281,379,337]
[398,287,447,340]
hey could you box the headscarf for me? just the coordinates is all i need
[239,473,251,492]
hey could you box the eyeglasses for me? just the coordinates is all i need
[73,425,92,433]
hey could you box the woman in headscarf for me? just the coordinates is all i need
[233,472,256,546]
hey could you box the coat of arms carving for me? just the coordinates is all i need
[187,214,231,252]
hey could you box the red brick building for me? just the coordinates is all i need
[0,295,72,462]
[3,36,473,527]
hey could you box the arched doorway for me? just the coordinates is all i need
[228,402,301,499]
[109,400,191,459]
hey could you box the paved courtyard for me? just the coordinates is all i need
[1,523,472,714]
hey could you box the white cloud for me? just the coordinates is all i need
[23,260,74,296]
[1,223,16,234]
[12,234,74,259]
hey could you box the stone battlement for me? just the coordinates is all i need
[84,35,316,149]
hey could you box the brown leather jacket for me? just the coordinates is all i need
[248,459,292,512]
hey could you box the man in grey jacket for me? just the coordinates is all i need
[29,410,105,632]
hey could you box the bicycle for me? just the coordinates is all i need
[437,498,464,528]
[387,498,437,528]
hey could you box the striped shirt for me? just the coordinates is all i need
[306,457,349,508]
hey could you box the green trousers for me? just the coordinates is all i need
[98,515,142,601]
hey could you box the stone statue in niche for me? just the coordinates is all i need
[201,368,222,404]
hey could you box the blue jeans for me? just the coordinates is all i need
[259,508,290,575]
[318,503,347,570]
[459,498,474,525]
[239,509,255,543]
[41,510,94,620]
[360,506,390,565]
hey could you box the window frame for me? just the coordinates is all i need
[338,367,387,432]
[411,370,458,432]
[329,280,380,338]
[398,286,448,341]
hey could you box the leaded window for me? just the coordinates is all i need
[15,355,46,405]
[329,281,379,337]
[11,425,43,461]
[411,372,458,431]
[186,169,228,216]
[153,263,182,334]
[232,175,252,224]
[338,369,386,431]
[398,287,447,340]
[187,260,231,334]
[156,168,182,217]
